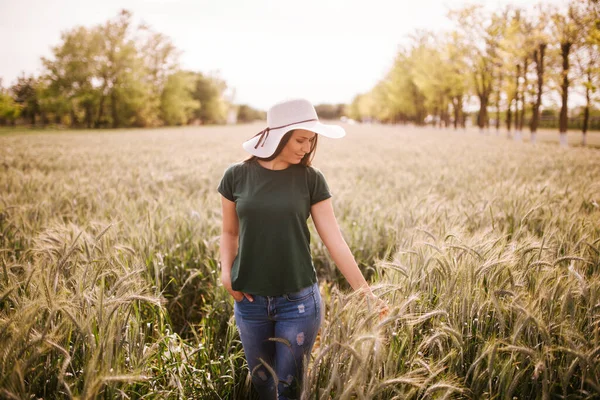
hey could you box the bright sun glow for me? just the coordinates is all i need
[0,0,567,109]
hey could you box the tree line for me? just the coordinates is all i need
[0,10,263,129]
[348,0,600,145]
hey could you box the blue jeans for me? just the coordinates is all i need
[234,282,322,400]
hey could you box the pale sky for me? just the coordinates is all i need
[1,0,566,110]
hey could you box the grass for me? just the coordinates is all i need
[0,123,599,399]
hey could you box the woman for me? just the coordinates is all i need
[218,98,387,400]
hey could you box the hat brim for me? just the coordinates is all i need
[242,120,346,158]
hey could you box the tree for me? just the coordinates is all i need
[42,25,100,127]
[450,5,502,132]
[572,0,599,145]
[190,72,228,124]
[237,104,265,123]
[370,80,397,123]
[0,81,20,126]
[138,28,180,126]
[4,9,231,129]
[314,103,346,120]
[97,10,148,128]
[11,75,40,125]
[498,6,521,138]
[383,50,426,124]
[37,80,70,125]
[347,94,364,122]
[444,32,469,129]
[348,92,379,123]
[410,31,450,127]
[551,1,580,146]
[160,71,198,126]
[529,4,551,143]
[41,9,184,128]
[515,10,535,136]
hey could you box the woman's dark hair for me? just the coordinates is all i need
[244,129,318,167]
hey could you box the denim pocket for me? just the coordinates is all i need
[283,284,314,302]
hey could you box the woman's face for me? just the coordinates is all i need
[277,129,316,165]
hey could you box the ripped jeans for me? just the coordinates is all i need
[234,282,322,400]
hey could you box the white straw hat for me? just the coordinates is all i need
[242,98,346,158]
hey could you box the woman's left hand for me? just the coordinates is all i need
[370,294,389,320]
[359,287,389,319]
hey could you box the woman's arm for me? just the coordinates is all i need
[310,198,386,294]
[311,198,387,316]
[310,198,374,293]
[220,195,253,302]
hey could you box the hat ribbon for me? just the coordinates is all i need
[252,118,318,149]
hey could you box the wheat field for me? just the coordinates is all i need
[1,123,599,399]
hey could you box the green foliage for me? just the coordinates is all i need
[350,0,600,136]
[160,72,199,126]
[348,93,379,122]
[314,103,346,120]
[384,51,427,124]
[189,72,229,125]
[11,75,40,125]
[0,9,229,129]
[236,104,265,123]
[351,30,470,127]
[0,87,20,125]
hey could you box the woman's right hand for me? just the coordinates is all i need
[222,272,254,302]
[231,290,254,303]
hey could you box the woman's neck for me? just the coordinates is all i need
[256,158,291,171]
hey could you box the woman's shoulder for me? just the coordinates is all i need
[307,164,323,171]
[223,159,253,174]
[304,165,328,185]
[305,165,326,177]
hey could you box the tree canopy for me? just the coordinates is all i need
[0,9,264,128]
[350,0,600,142]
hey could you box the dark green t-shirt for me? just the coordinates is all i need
[217,159,331,296]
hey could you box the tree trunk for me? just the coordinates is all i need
[530,44,546,144]
[559,41,571,146]
[582,67,592,146]
[514,64,522,141]
[441,98,447,128]
[452,97,459,130]
[443,98,450,128]
[478,95,489,133]
[519,58,528,132]
[474,67,492,133]
[582,102,589,146]
[111,88,119,129]
[495,100,501,134]
[70,107,79,128]
[85,104,93,129]
[506,96,513,138]
[96,95,105,128]
[582,106,589,146]
[495,72,502,135]
[96,80,107,128]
